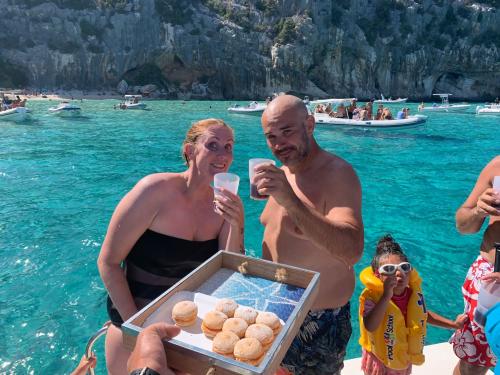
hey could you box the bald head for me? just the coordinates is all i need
[262,95,308,124]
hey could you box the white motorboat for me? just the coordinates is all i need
[314,113,427,128]
[373,94,408,104]
[227,101,266,114]
[310,98,356,106]
[48,101,81,116]
[117,95,147,110]
[418,94,470,112]
[0,107,31,122]
[476,104,500,115]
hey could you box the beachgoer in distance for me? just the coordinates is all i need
[456,155,500,234]
[98,118,244,375]
[381,107,393,120]
[375,104,384,120]
[359,235,467,375]
[315,104,324,113]
[256,95,364,374]
[450,222,499,375]
[359,106,368,121]
[347,99,357,118]
[352,107,361,120]
[366,102,373,120]
[334,103,347,118]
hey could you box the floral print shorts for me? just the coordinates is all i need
[281,303,352,375]
[450,256,497,368]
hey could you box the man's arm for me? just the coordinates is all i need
[456,156,500,234]
[256,162,364,266]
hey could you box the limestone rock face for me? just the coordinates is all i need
[0,0,498,100]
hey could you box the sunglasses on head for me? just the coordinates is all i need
[378,262,412,275]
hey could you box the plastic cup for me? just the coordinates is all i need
[494,176,500,209]
[493,176,500,192]
[214,173,240,197]
[474,280,500,328]
[249,158,276,200]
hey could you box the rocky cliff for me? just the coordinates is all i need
[0,0,498,100]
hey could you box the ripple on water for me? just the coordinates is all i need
[0,100,499,371]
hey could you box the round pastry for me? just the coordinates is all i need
[222,317,248,338]
[215,298,238,318]
[201,310,228,339]
[234,337,264,366]
[234,306,258,325]
[171,301,198,327]
[212,331,240,359]
[245,324,274,350]
[256,311,281,335]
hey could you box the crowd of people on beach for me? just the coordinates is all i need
[314,99,412,121]
[69,95,499,375]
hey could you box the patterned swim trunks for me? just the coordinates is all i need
[281,302,352,375]
[450,256,497,368]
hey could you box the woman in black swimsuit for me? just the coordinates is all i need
[98,118,244,375]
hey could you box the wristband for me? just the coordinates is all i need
[129,367,161,375]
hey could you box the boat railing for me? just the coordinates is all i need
[84,323,110,375]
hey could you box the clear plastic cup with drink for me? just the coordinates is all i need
[249,158,276,200]
[213,173,240,214]
[214,173,240,196]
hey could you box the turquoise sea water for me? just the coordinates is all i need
[0,99,498,374]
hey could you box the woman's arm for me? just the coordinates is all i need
[456,156,500,234]
[216,189,245,253]
[97,176,162,321]
[427,311,468,330]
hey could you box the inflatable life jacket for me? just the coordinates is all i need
[358,267,427,370]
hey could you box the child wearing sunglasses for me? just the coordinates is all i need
[359,235,466,375]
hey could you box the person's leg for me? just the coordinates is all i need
[105,324,131,375]
[280,303,352,375]
[453,359,490,375]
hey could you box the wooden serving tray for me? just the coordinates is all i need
[122,251,320,375]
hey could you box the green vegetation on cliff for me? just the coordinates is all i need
[155,0,193,25]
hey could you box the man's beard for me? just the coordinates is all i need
[274,129,310,166]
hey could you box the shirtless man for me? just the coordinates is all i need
[255,95,364,374]
[456,155,500,234]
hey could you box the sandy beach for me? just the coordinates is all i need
[1,89,123,101]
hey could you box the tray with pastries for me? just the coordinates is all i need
[122,250,320,375]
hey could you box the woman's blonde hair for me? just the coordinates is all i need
[182,118,233,164]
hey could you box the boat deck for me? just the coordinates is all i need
[342,342,494,374]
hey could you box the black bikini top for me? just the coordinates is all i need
[125,229,219,300]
